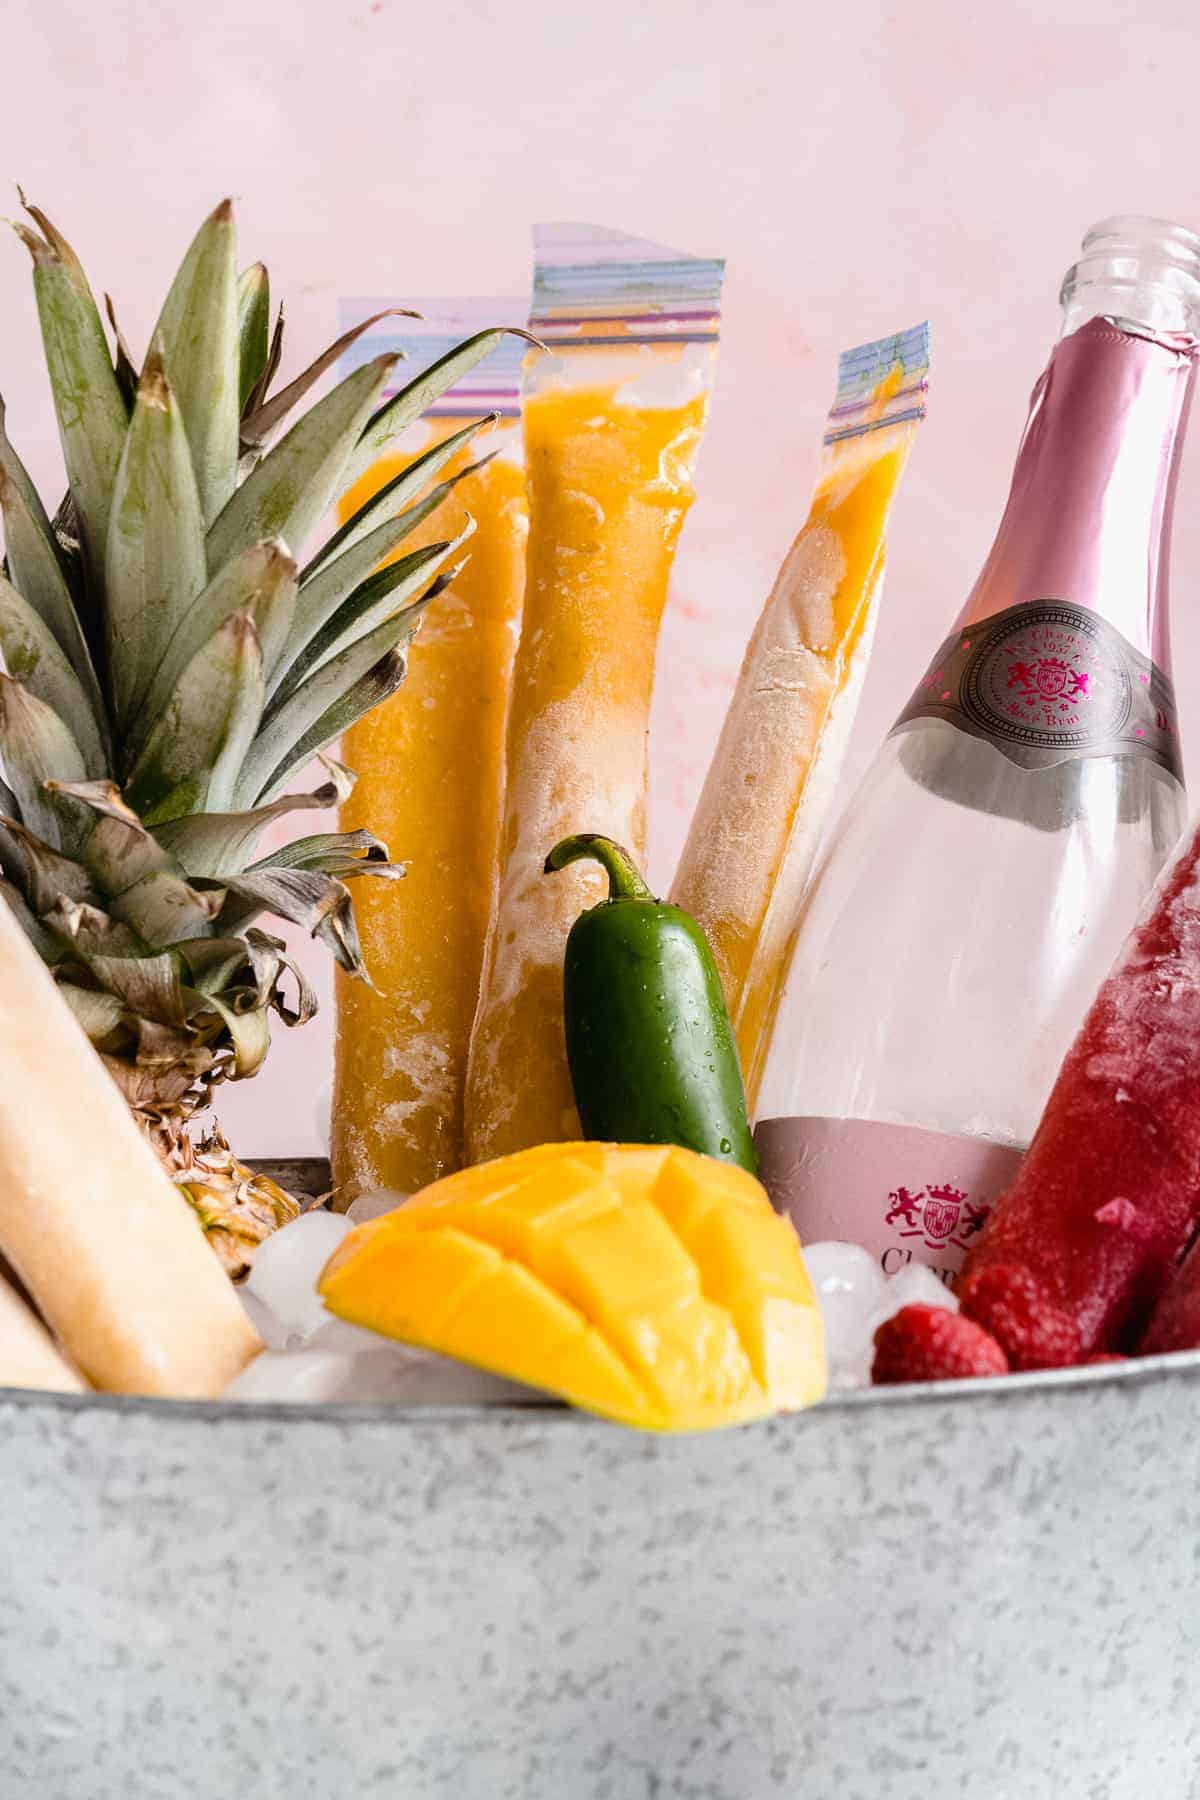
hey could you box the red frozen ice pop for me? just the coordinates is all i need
[959,820,1200,1362]
[1138,1229,1200,1355]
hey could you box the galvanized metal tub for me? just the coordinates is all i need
[3,1352,1199,1800]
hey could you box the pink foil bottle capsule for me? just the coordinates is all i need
[756,218,1200,1278]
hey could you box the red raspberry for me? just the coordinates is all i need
[872,1305,1009,1385]
[958,1263,1082,1370]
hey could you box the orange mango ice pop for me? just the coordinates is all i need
[672,330,930,1109]
[464,380,710,1162]
[332,424,527,1199]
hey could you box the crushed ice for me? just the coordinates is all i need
[804,1241,957,1390]
[228,1196,540,1408]
[231,1211,951,1406]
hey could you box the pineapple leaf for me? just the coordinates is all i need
[72,938,189,1027]
[41,893,145,956]
[244,302,284,421]
[243,927,319,1025]
[45,775,149,830]
[174,937,255,995]
[56,983,128,1043]
[44,777,182,903]
[203,864,375,979]
[0,877,66,962]
[344,329,540,493]
[273,530,466,707]
[0,397,103,712]
[0,397,65,557]
[151,200,239,527]
[0,815,99,911]
[5,889,69,972]
[240,308,418,451]
[108,869,221,945]
[302,415,494,579]
[103,294,139,410]
[249,826,396,878]
[15,221,127,579]
[105,346,208,729]
[153,767,351,878]
[0,572,108,774]
[131,539,296,764]
[236,264,270,414]
[177,928,317,1027]
[207,354,397,575]
[184,989,269,1077]
[125,610,264,825]
[16,190,90,287]
[0,674,89,853]
[293,455,492,658]
[235,597,427,807]
[256,647,411,808]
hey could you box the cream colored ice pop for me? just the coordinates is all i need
[463,225,725,1163]
[464,377,713,1161]
[0,1270,85,1393]
[0,897,261,1395]
[672,327,930,1110]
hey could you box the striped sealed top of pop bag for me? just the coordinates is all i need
[336,298,529,416]
[529,223,725,348]
[824,322,931,446]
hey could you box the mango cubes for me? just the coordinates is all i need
[318,1142,826,1432]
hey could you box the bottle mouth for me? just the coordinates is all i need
[1060,215,1200,337]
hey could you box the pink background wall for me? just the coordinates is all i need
[3,0,1200,1155]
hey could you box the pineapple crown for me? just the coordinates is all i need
[0,193,535,1116]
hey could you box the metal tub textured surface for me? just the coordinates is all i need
[2,1356,1199,1799]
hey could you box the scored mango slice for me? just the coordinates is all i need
[318,1142,826,1432]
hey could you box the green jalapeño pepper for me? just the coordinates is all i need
[545,834,758,1173]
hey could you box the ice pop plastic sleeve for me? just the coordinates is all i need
[672,325,930,1110]
[330,298,530,1200]
[464,225,724,1164]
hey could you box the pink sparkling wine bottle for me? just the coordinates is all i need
[756,217,1200,1281]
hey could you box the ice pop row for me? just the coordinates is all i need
[332,229,730,1197]
[332,235,928,1205]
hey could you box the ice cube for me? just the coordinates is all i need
[322,1347,539,1405]
[243,1209,354,1348]
[803,1241,888,1392]
[237,1285,291,1351]
[305,1317,395,1356]
[224,1348,361,1403]
[225,1331,543,1407]
[347,1188,409,1225]
[804,1240,887,1305]
[878,1260,959,1320]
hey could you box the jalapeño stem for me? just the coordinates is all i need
[544,833,655,902]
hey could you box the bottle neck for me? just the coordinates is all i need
[959,316,1196,673]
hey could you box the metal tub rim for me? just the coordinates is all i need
[4,1339,1198,1429]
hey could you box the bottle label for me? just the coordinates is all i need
[890,598,1182,778]
[755,1115,1025,1280]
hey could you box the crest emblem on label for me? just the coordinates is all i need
[883,1182,990,1253]
[891,598,1181,777]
